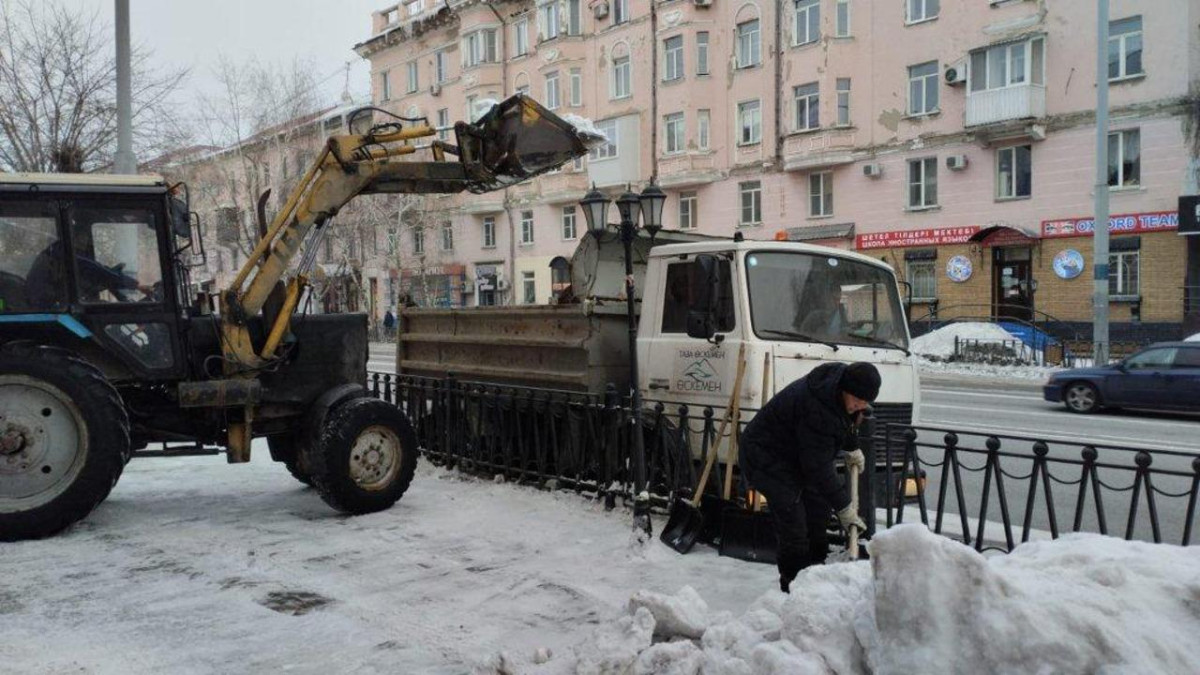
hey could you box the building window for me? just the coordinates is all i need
[465,29,498,67]
[906,0,938,24]
[435,50,448,83]
[613,0,629,25]
[739,181,762,226]
[540,1,559,41]
[569,68,582,106]
[738,100,761,145]
[413,227,425,255]
[793,82,819,131]
[1109,251,1139,297]
[573,155,585,171]
[836,78,851,126]
[969,38,1044,92]
[567,0,582,35]
[522,271,537,304]
[514,18,529,56]
[908,61,939,115]
[696,32,710,76]
[1108,129,1140,188]
[437,108,449,141]
[545,71,561,110]
[908,157,938,208]
[1109,16,1143,80]
[466,94,478,122]
[809,172,832,217]
[441,224,454,251]
[835,0,851,38]
[664,112,685,154]
[996,145,1032,199]
[736,20,761,68]
[794,0,819,46]
[907,261,936,300]
[561,206,577,240]
[679,192,697,230]
[612,55,631,99]
[482,217,496,248]
[698,109,710,150]
[405,62,418,94]
[589,119,619,160]
[664,36,684,81]
[520,210,534,244]
[380,70,392,101]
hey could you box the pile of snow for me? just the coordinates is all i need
[911,322,1021,358]
[560,113,610,150]
[505,525,1200,674]
[1186,332,1200,342]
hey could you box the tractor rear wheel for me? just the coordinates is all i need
[306,397,418,514]
[0,343,129,540]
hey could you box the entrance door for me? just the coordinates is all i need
[994,247,1033,321]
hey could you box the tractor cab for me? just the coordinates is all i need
[0,174,197,382]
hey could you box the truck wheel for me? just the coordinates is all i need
[0,343,129,541]
[267,434,313,487]
[306,397,418,514]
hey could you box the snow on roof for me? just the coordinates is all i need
[911,321,1019,358]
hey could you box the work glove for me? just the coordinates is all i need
[836,504,866,534]
[844,449,865,473]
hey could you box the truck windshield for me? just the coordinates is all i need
[746,251,909,351]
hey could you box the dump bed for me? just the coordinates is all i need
[397,302,634,392]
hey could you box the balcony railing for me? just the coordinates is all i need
[658,153,719,188]
[783,128,857,172]
[965,83,1046,127]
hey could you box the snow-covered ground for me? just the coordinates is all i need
[5,446,1199,674]
[1186,332,1199,342]
[911,322,1063,381]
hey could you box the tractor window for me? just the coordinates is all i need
[70,206,164,304]
[0,200,67,312]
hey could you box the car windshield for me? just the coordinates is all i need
[746,250,909,350]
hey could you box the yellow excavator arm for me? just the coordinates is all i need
[214,95,598,460]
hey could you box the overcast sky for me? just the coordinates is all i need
[60,0,385,105]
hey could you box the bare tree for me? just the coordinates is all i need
[0,0,188,173]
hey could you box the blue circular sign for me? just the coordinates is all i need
[1053,248,1085,280]
[946,255,973,283]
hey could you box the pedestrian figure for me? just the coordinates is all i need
[383,308,396,340]
[739,362,877,592]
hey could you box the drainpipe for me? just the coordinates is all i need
[486,2,515,305]
[773,0,784,169]
[650,0,659,182]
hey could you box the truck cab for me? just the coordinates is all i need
[636,240,920,428]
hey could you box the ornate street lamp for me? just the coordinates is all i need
[638,181,666,242]
[581,184,610,240]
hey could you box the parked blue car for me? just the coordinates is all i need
[1043,342,1200,414]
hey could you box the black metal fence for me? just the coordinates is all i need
[367,372,1199,551]
[879,424,1200,551]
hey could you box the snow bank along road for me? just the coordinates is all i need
[3,445,1199,675]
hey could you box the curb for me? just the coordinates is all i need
[918,372,1046,393]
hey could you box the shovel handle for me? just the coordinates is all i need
[848,462,861,559]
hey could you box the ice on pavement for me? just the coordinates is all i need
[538,525,1200,675]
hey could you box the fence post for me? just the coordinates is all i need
[858,409,876,538]
[603,384,619,511]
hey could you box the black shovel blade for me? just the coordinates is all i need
[660,499,704,554]
[718,507,778,565]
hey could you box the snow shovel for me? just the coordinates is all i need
[718,352,779,564]
[847,461,862,559]
[660,344,747,554]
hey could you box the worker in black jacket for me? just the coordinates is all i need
[739,362,879,592]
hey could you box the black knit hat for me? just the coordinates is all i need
[840,362,881,402]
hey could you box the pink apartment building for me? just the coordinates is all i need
[355,0,1200,339]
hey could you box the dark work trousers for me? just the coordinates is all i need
[743,463,832,592]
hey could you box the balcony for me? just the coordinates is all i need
[538,171,590,203]
[658,153,720,188]
[966,84,1046,127]
[783,128,857,172]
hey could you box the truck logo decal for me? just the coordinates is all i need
[674,351,724,394]
[682,358,717,383]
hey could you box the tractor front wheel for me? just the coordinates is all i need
[306,397,418,514]
[0,343,129,540]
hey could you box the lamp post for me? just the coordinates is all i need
[580,181,666,538]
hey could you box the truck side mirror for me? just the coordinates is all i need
[686,254,722,340]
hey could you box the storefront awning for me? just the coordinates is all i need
[784,223,855,242]
[968,224,1040,246]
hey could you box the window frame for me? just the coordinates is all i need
[436,108,450,141]
[697,109,711,150]
[739,180,763,227]
[906,260,937,301]
[793,82,819,132]
[612,0,629,25]
[520,210,535,245]
[1108,249,1140,297]
[738,99,762,146]
[664,112,685,155]
[736,19,761,69]
[664,35,685,82]
[996,144,1032,200]
[561,206,578,240]
[612,55,632,99]
[434,49,448,83]
[907,157,938,208]
[969,38,1044,93]
[836,78,851,126]
[522,270,537,304]
[906,0,939,24]
[908,61,940,116]
[440,224,454,252]
[482,216,496,249]
[1108,16,1143,81]
[413,227,425,255]
[793,0,820,47]
[569,68,583,106]
[835,0,851,38]
[539,1,560,41]
[544,71,561,110]
[1108,129,1141,189]
[514,17,530,57]
[679,192,697,230]
[696,31,710,76]
[589,119,619,161]
[809,172,833,217]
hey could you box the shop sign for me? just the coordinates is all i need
[1052,249,1085,280]
[855,226,981,250]
[946,255,973,283]
[980,228,1036,248]
[1040,211,1178,239]
[401,263,466,279]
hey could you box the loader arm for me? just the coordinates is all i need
[213,94,600,461]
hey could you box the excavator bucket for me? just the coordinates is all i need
[458,94,606,194]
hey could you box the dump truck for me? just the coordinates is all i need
[0,95,597,540]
